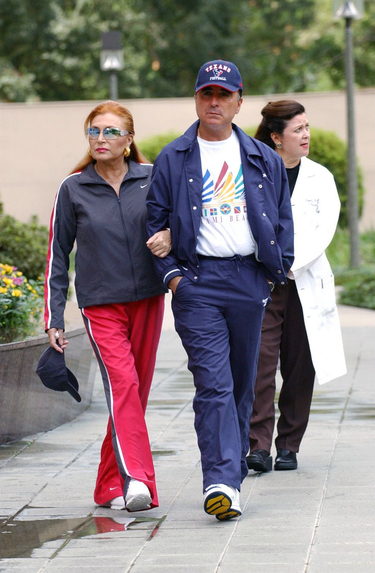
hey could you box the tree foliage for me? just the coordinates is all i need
[0,0,373,102]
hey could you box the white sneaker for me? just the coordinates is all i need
[203,483,242,520]
[102,495,125,510]
[125,479,152,512]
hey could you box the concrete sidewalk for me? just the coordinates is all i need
[0,297,374,572]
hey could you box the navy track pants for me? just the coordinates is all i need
[172,255,270,491]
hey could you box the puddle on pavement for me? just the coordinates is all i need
[151,448,178,459]
[148,398,189,410]
[310,393,375,420]
[0,514,164,559]
[0,439,33,462]
[310,394,344,415]
[344,405,375,420]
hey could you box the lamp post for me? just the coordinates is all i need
[333,1,363,268]
[100,32,124,101]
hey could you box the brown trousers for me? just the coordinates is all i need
[249,280,315,454]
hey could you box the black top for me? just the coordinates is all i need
[286,162,300,196]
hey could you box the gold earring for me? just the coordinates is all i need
[276,142,282,149]
[88,147,92,156]
[124,147,131,157]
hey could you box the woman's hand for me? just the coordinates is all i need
[146,229,172,258]
[47,328,68,353]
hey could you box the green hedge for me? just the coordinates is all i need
[326,228,375,270]
[328,230,375,310]
[139,132,182,164]
[336,265,375,310]
[139,128,365,229]
[0,204,49,280]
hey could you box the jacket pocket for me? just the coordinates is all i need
[314,274,336,315]
[173,276,186,296]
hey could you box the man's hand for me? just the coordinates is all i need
[47,328,68,353]
[146,230,172,258]
[168,276,183,294]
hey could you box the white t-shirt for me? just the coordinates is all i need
[196,131,256,257]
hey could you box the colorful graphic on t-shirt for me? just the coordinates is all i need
[220,203,231,215]
[201,161,246,223]
[197,136,254,256]
[202,162,244,207]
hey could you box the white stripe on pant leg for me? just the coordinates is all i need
[81,308,130,478]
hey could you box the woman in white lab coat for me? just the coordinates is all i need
[247,100,346,473]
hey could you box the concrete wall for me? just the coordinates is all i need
[0,88,374,231]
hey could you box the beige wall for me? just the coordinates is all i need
[0,88,374,231]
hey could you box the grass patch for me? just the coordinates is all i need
[327,229,375,310]
[335,266,375,310]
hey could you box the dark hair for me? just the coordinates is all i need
[254,100,305,150]
[70,100,149,174]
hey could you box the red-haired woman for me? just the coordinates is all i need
[44,101,170,512]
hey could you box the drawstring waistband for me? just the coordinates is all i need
[197,253,256,271]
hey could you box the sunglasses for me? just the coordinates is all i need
[87,127,129,140]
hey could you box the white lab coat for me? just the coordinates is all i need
[288,157,347,384]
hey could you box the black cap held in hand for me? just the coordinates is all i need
[36,346,81,402]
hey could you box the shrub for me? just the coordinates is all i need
[326,229,375,270]
[327,230,375,310]
[359,230,375,265]
[0,263,44,343]
[335,265,375,310]
[0,205,49,280]
[139,132,181,163]
[243,127,364,228]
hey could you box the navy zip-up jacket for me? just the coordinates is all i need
[44,161,167,331]
[146,121,294,286]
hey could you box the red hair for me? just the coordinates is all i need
[70,100,149,174]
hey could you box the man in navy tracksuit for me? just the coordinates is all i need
[147,60,294,520]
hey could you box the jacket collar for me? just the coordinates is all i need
[299,156,315,177]
[79,160,150,184]
[175,120,263,158]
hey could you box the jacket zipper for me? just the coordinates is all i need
[117,194,139,300]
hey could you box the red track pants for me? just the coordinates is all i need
[81,295,164,508]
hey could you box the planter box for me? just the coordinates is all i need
[0,328,97,445]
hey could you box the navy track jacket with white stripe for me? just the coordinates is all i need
[146,121,294,287]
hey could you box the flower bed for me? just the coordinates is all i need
[0,263,44,343]
[0,263,97,444]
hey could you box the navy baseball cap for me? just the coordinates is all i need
[36,346,81,402]
[195,60,243,93]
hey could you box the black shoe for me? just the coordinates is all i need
[274,449,298,471]
[246,449,273,472]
